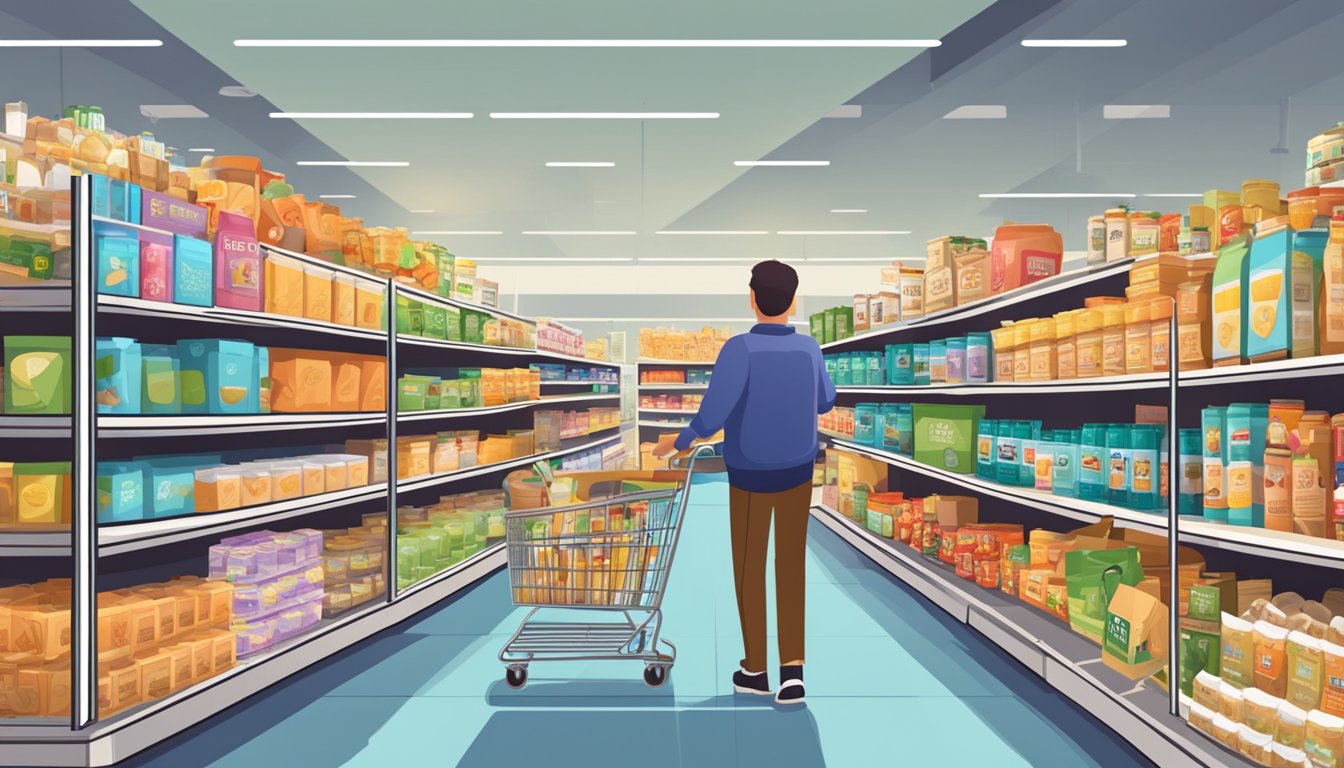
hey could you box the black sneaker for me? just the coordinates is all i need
[775,665,805,705]
[733,667,771,696]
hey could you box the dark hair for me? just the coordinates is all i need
[749,260,799,316]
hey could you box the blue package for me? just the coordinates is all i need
[173,235,214,307]
[887,344,913,385]
[96,462,144,523]
[96,234,140,297]
[913,344,930,385]
[95,337,143,414]
[138,457,200,518]
[91,174,112,218]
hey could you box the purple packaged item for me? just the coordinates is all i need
[214,211,262,311]
[139,229,174,303]
[141,189,208,239]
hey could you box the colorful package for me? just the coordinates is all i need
[173,235,214,307]
[139,230,173,303]
[140,343,181,414]
[214,211,262,312]
[96,462,144,524]
[141,190,207,239]
[4,336,71,415]
[96,233,140,297]
[95,337,142,414]
[177,339,255,414]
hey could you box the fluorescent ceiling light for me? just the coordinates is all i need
[944,105,1006,119]
[830,209,868,213]
[545,161,615,167]
[411,230,503,235]
[296,160,409,167]
[0,39,161,47]
[409,209,436,213]
[523,230,636,235]
[1104,104,1170,119]
[271,111,472,119]
[140,105,208,119]
[804,257,905,262]
[187,148,215,153]
[825,105,862,119]
[640,257,759,262]
[778,230,910,235]
[654,230,768,235]
[979,192,1136,199]
[735,160,829,167]
[491,112,718,120]
[477,257,634,262]
[236,39,941,49]
[1022,39,1127,48]
[1143,193,1203,198]
[318,194,356,199]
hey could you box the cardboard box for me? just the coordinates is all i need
[912,403,985,474]
[932,495,979,528]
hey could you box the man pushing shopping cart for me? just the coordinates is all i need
[501,260,835,706]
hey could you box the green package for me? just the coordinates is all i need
[397,375,432,412]
[440,379,462,409]
[1064,546,1144,644]
[444,305,462,342]
[461,310,487,345]
[395,295,417,336]
[911,403,985,474]
[434,249,456,298]
[823,309,837,345]
[4,336,72,414]
[425,377,443,411]
[1179,618,1221,695]
[809,312,825,341]
[422,304,448,340]
[835,306,853,340]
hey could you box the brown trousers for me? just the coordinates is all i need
[729,480,811,673]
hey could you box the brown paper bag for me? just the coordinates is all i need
[1103,583,1169,680]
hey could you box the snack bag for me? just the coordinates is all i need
[1102,583,1169,680]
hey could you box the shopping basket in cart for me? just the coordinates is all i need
[498,444,719,689]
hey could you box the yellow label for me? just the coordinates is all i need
[1212,280,1241,356]
[1204,458,1226,507]
[1227,463,1252,509]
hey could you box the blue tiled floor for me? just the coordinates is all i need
[124,481,1153,767]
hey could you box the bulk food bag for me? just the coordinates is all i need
[1065,541,1143,643]
[1102,582,1169,680]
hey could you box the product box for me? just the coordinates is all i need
[96,233,140,297]
[4,335,72,415]
[809,312,825,342]
[214,211,262,312]
[932,494,979,528]
[1225,403,1268,527]
[13,461,72,524]
[422,304,449,340]
[268,348,332,413]
[139,343,181,414]
[173,235,213,308]
[923,265,955,313]
[1176,276,1212,371]
[912,403,985,474]
[96,462,144,524]
[954,249,990,305]
[1210,235,1251,366]
[137,456,205,518]
[95,337,143,414]
[141,190,208,240]
[1243,226,1311,362]
[264,252,304,317]
[139,230,173,304]
[177,339,255,415]
[1201,408,1228,523]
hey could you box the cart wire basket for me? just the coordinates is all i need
[498,444,718,689]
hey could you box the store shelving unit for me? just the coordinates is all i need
[0,175,630,766]
[811,252,1307,767]
[636,358,715,467]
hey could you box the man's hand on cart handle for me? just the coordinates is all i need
[651,433,683,459]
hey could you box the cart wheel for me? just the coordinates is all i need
[643,664,670,687]
[505,665,528,689]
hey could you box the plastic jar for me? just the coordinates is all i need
[990,326,1015,382]
[1104,208,1130,262]
[1012,320,1035,381]
[1191,226,1211,254]
[1086,216,1106,264]
[1149,297,1173,373]
[1074,308,1104,378]
[1129,212,1160,257]
[1124,300,1152,374]
[1028,318,1056,381]
[1101,304,1127,376]
[1055,310,1077,379]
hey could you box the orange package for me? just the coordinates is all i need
[269,349,333,412]
[325,354,361,412]
[358,356,387,412]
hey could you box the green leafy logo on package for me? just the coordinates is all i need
[1104,613,1132,658]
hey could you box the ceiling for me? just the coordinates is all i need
[4,0,1344,277]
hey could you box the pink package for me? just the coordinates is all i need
[139,230,174,303]
[214,211,263,311]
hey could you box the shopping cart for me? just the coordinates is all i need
[498,444,719,689]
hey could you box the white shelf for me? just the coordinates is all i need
[637,383,709,391]
[637,358,716,365]
[0,546,504,766]
[836,371,1170,396]
[638,419,688,428]
[91,214,175,239]
[0,415,72,439]
[638,407,697,415]
[820,258,1138,350]
[98,485,386,556]
[396,393,619,422]
[99,412,385,437]
[811,504,1250,768]
[0,282,71,312]
[396,431,623,493]
[823,437,1170,535]
[0,529,70,558]
[1179,352,1344,387]
[535,349,612,365]
[396,334,536,356]
[99,295,388,342]
[394,281,534,325]
[540,379,619,386]
[1178,516,1344,570]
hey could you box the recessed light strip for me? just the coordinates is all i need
[296,160,409,167]
[187,148,215,153]
[545,161,615,167]
[409,209,436,213]
[735,160,829,167]
[411,230,503,235]
[318,194,356,199]
[979,193,1135,199]
[654,230,768,235]
[272,112,472,119]
[236,39,942,49]
[829,209,868,213]
[522,230,636,235]
[477,257,633,262]
[0,39,162,47]
[1143,193,1203,198]
[641,257,760,262]
[492,112,717,120]
[1021,39,1127,48]
[777,230,910,235]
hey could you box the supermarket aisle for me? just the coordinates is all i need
[124,481,1151,768]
